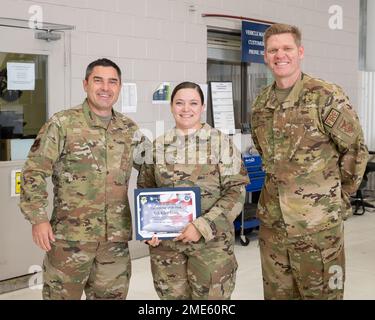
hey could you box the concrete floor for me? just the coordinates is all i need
[1,211,374,300]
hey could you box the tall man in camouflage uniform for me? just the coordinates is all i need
[20,58,145,300]
[251,24,368,299]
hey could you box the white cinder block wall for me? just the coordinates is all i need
[0,0,360,131]
[0,0,360,258]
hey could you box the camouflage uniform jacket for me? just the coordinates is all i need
[20,99,144,242]
[251,73,368,237]
[137,123,249,243]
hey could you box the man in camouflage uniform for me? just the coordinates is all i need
[137,82,249,299]
[20,58,145,300]
[251,24,368,299]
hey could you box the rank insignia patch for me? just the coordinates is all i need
[324,109,340,128]
[338,118,355,137]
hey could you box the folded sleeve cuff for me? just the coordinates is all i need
[23,211,49,225]
[192,216,215,242]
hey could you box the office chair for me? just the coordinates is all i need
[351,152,375,215]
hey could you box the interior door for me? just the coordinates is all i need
[0,25,68,281]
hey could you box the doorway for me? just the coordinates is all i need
[207,29,272,130]
[0,25,68,282]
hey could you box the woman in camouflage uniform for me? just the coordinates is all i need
[137,82,249,300]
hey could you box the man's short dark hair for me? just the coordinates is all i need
[85,58,122,81]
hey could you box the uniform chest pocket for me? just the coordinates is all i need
[154,163,174,186]
[154,163,220,192]
[288,117,330,170]
[65,138,90,161]
[289,117,328,150]
[252,111,274,158]
[290,107,327,141]
[175,164,220,197]
[254,126,272,159]
[65,128,104,162]
[63,138,104,176]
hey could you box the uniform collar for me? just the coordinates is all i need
[164,123,211,144]
[266,73,308,110]
[82,99,116,129]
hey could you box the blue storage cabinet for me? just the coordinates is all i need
[234,154,265,246]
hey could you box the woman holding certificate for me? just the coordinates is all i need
[137,81,249,300]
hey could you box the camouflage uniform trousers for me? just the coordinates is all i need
[259,223,345,300]
[149,240,238,300]
[42,240,131,300]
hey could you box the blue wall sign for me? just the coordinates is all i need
[241,21,271,64]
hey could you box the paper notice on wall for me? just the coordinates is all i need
[121,83,137,113]
[210,82,236,134]
[7,62,35,90]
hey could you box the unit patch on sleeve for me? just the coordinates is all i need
[324,109,341,128]
[337,117,355,137]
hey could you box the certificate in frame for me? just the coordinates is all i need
[134,187,201,240]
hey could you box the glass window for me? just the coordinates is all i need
[207,30,273,130]
[0,53,47,139]
[0,52,47,161]
[246,63,273,124]
[207,61,242,129]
